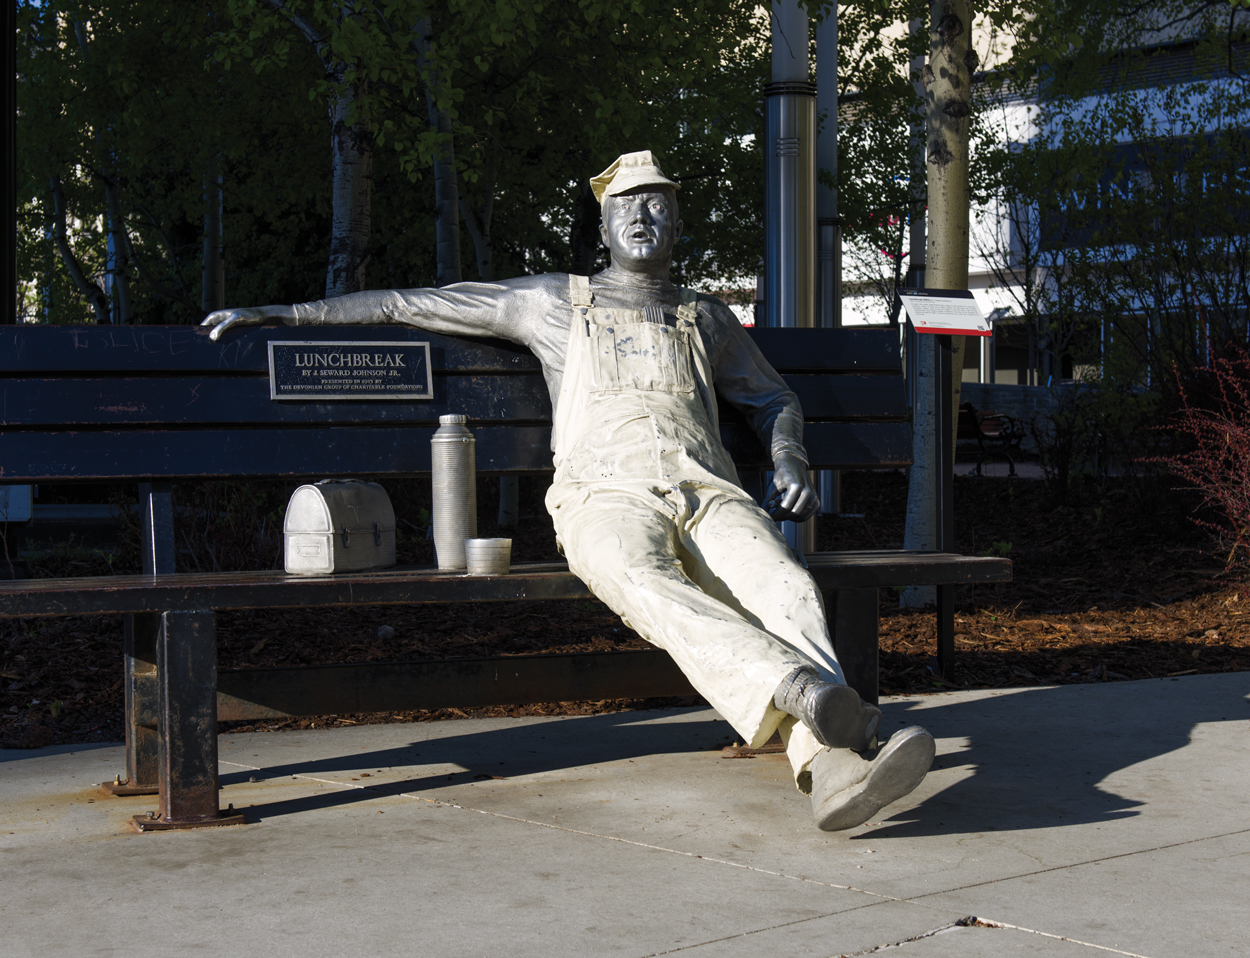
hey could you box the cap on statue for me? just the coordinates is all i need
[590,151,680,204]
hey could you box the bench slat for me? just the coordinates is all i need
[746,327,900,371]
[0,374,904,427]
[0,326,542,374]
[0,420,910,480]
[723,421,914,470]
[0,375,553,426]
[0,325,900,375]
[744,375,907,422]
[0,424,555,481]
[0,553,1011,617]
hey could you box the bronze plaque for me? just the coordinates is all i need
[268,341,433,401]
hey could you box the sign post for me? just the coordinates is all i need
[898,288,990,680]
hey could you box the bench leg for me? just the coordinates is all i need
[101,614,161,796]
[105,483,175,797]
[936,584,955,681]
[824,587,879,706]
[133,610,244,831]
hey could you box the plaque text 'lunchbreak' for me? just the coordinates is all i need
[268,341,433,400]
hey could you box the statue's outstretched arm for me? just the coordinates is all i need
[202,280,537,344]
[201,302,297,340]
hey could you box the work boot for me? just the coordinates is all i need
[773,667,882,751]
[809,726,936,831]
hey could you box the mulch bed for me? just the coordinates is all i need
[3,471,1246,749]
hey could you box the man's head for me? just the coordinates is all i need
[591,151,683,277]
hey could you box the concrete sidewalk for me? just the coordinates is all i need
[2,674,1247,958]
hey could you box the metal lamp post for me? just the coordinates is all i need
[764,0,817,553]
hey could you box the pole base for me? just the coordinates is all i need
[131,809,247,832]
[101,778,159,797]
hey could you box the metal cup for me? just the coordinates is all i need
[464,538,512,575]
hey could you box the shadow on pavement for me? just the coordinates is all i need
[868,678,1250,838]
[219,710,734,821]
[218,679,1250,833]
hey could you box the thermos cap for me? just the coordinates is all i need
[439,414,467,425]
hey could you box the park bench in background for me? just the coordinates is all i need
[958,400,1026,477]
[0,323,1010,830]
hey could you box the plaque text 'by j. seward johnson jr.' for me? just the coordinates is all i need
[267,341,433,400]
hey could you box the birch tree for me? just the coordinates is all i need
[245,1,375,297]
[900,0,974,607]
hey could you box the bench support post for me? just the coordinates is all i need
[936,584,955,681]
[825,587,879,706]
[106,482,174,796]
[935,336,956,682]
[133,610,244,831]
[101,614,161,796]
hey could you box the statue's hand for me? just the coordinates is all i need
[766,452,820,522]
[200,305,294,341]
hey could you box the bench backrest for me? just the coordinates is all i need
[0,324,911,483]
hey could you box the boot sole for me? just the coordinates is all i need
[810,684,883,751]
[813,726,936,831]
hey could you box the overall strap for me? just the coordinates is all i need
[676,287,698,325]
[569,273,594,309]
[678,289,719,433]
[554,276,595,464]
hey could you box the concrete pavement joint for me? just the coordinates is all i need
[219,759,895,896]
[834,918,991,956]
[904,825,1250,905]
[632,898,921,957]
[217,759,1233,958]
[972,917,1157,958]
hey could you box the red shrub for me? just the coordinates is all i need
[1158,347,1250,572]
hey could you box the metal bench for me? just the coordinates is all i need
[958,401,1026,476]
[0,322,1010,830]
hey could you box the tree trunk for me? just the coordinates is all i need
[71,19,130,324]
[102,173,132,324]
[459,158,496,281]
[202,155,225,313]
[900,16,934,608]
[326,77,373,297]
[569,181,602,275]
[49,175,111,325]
[902,331,938,597]
[414,19,461,287]
[259,1,374,299]
[901,0,974,608]
[427,104,461,287]
[924,0,973,435]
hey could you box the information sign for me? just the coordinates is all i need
[897,288,991,336]
[268,341,433,401]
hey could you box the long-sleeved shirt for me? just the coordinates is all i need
[289,268,807,464]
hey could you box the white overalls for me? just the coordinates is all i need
[544,275,844,784]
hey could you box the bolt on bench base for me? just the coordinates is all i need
[132,810,247,832]
[101,779,158,797]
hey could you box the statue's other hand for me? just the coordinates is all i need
[200,305,292,341]
[767,452,820,522]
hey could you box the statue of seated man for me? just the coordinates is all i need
[205,150,935,830]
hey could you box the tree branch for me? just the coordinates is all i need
[48,175,111,324]
[122,223,200,317]
[260,0,330,62]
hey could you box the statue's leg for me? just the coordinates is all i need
[551,485,812,752]
[679,488,840,679]
[678,487,847,784]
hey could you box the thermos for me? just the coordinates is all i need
[431,414,477,570]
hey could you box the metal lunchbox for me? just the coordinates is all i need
[283,480,397,575]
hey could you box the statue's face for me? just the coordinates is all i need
[599,189,683,274]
